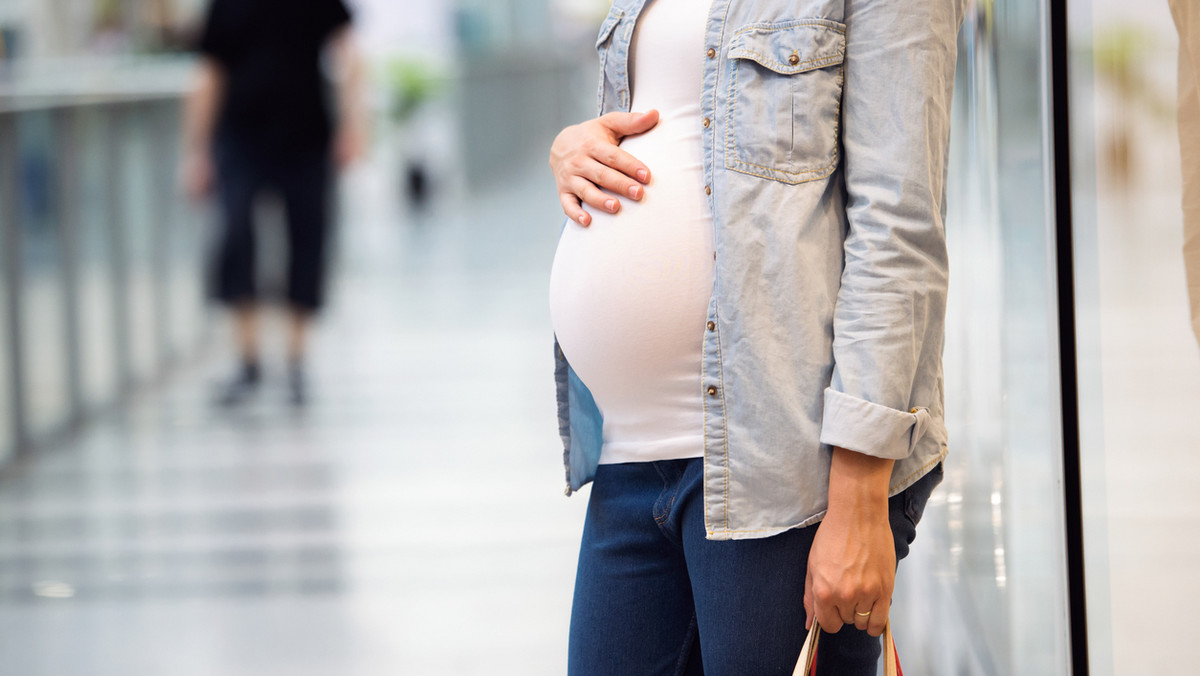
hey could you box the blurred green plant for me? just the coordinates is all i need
[94,0,123,32]
[1091,23,1175,186]
[1093,24,1173,122]
[387,59,445,122]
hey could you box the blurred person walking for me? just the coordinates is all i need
[182,0,366,406]
[548,0,961,673]
[1171,0,1200,348]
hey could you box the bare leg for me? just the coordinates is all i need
[286,306,310,364]
[234,302,261,364]
[215,302,262,407]
[286,306,311,406]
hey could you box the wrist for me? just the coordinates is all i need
[827,446,893,516]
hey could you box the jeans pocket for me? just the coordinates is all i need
[724,19,846,184]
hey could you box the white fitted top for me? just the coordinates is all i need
[548,0,714,465]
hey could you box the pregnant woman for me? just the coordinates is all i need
[549,1,962,673]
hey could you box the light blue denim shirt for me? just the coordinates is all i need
[555,0,964,540]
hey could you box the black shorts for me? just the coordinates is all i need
[210,142,333,312]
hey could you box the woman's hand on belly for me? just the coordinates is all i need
[549,110,659,226]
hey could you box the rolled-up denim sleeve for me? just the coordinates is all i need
[818,0,962,460]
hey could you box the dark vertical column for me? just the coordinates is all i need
[0,113,27,455]
[105,104,133,399]
[1049,0,1090,673]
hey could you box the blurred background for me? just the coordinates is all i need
[0,0,1195,674]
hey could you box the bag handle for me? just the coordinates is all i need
[792,619,902,676]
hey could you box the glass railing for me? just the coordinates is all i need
[0,59,207,463]
[0,57,194,110]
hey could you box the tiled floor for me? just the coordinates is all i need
[0,159,587,676]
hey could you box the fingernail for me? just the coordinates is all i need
[605,199,617,212]
[628,185,640,199]
[637,169,649,183]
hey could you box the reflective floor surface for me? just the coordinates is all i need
[0,159,587,676]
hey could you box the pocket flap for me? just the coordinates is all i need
[595,8,625,48]
[727,20,845,75]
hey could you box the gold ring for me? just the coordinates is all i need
[855,610,872,617]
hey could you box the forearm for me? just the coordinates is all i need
[806,446,897,635]
[331,28,366,134]
[827,446,894,517]
[183,58,224,155]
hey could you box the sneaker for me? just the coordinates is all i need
[215,361,261,407]
[287,362,307,407]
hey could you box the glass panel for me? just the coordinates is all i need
[157,101,206,360]
[0,169,12,465]
[891,1,1072,673]
[167,194,206,359]
[118,105,160,384]
[1068,1,1200,673]
[75,106,120,411]
[15,110,71,441]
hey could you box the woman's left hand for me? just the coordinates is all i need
[803,448,896,638]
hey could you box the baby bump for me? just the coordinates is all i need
[548,163,715,411]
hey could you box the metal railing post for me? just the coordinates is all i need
[55,106,85,431]
[1,113,29,455]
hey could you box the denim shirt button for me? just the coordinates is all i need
[788,53,800,66]
[702,117,711,128]
[704,185,712,195]
[706,47,716,59]
[707,386,718,396]
[706,321,716,331]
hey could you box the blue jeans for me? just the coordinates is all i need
[568,458,943,676]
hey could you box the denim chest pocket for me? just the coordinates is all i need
[724,19,846,184]
[595,7,628,113]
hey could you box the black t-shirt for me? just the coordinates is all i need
[198,0,352,154]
